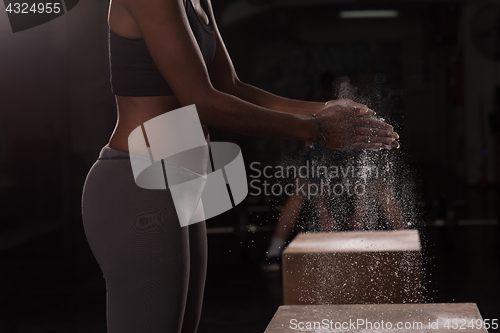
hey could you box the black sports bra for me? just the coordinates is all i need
[108,0,216,96]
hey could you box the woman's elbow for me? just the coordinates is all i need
[177,87,225,125]
[177,84,218,108]
[213,75,240,96]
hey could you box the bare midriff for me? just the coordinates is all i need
[108,95,209,153]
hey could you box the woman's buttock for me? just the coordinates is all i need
[108,95,209,153]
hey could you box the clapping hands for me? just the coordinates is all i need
[315,99,399,151]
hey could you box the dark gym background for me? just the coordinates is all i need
[0,0,499,332]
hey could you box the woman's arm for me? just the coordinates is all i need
[205,8,399,148]
[205,7,324,116]
[232,80,326,115]
[123,0,395,149]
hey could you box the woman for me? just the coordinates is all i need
[81,0,399,332]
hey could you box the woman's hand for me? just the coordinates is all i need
[316,99,399,150]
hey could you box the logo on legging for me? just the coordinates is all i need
[127,104,248,227]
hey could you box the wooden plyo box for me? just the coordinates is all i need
[282,230,422,305]
[264,303,488,333]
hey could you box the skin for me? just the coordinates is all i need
[107,0,400,153]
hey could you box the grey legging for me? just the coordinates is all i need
[81,144,207,333]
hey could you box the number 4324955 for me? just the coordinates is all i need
[5,3,61,14]
[443,319,498,330]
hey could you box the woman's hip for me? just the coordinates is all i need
[81,144,199,264]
